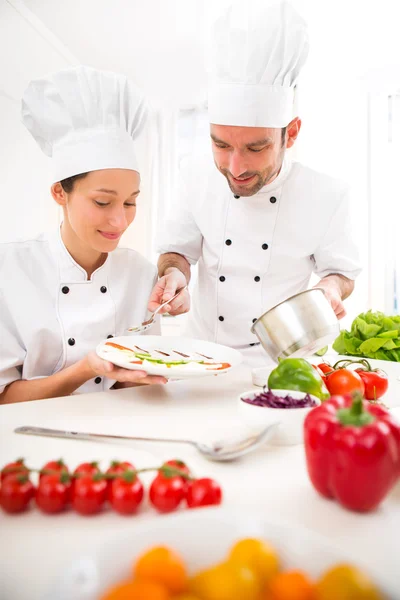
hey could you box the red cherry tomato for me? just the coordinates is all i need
[71,476,108,515]
[325,369,365,396]
[312,364,327,383]
[108,475,144,515]
[1,459,29,482]
[186,478,222,509]
[39,459,69,479]
[149,474,186,513]
[161,460,191,491]
[73,462,100,478]
[162,459,191,477]
[0,474,35,513]
[36,473,70,514]
[106,461,135,477]
[317,363,333,375]
[355,368,389,400]
[106,461,135,492]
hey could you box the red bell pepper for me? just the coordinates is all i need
[304,395,400,512]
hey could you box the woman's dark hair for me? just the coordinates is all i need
[60,172,88,193]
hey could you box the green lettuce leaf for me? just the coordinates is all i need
[354,317,382,340]
[333,310,400,361]
[359,338,389,353]
[376,330,399,339]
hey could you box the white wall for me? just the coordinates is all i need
[290,0,400,323]
[0,0,75,242]
[0,93,60,242]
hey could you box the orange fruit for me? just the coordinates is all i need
[316,564,384,600]
[189,561,261,600]
[134,546,187,594]
[266,570,316,600]
[228,538,280,586]
[101,579,170,600]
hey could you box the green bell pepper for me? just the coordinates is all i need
[268,358,330,401]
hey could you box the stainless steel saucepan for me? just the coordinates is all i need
[251,288,339,363]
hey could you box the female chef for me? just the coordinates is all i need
[0,66,167,404]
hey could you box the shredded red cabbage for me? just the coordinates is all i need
[242,388,317,409]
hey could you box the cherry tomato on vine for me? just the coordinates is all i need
[71,475,108,515]
[149,474,186,513]
[36,473,71,514]
[39,459,69,479]
[73,462,100,478]
[1,459,28,482]
[186,478,222,509]
[355,368,388,400]
[325,369,365,396]
[106,461,135,478]
[108,474,144,515]
[0,474,35,513]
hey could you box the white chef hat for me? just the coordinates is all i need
[207,0,309,128]
[21,65,148,183]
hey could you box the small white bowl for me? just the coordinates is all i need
[251,366,276,387]
[238,389,321,446]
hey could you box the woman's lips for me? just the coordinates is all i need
[98,231,122,240]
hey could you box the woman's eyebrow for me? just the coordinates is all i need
[95,188,117,194]
[94,188,140,196]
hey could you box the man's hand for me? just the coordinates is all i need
[318,284,346,319]
[86,352,167,385]
[314,274,354,320]
[148,267,190,316]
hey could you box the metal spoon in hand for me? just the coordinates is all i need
[127,285,187,333]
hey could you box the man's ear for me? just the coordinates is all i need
[286,117,302,149]
[51,182,68,206]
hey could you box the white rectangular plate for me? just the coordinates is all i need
[96,335,243,379]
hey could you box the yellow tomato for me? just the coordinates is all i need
[189,561,261,600]
[173,595,202,600]
[134,546,187,594]
[228,537,280,585]
[316,564,384,600]
[266,570,316,600]
[101,579,171,600]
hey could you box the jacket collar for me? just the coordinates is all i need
[47,225,111,283]
[255,155,293,195]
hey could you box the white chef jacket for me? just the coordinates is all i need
[157,155,361,367]
[0,228,160,395]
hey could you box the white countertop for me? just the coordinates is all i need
[1,365,400,600]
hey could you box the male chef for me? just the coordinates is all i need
[149,0,361,365]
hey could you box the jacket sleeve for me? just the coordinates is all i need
[0,291,25,394]
[155,162,203,265]
[312,188,362,281]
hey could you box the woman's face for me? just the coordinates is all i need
[54,169,140,253]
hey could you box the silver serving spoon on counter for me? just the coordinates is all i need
[127,286,187,333]
[14,424,278,462]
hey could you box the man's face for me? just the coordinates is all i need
[210,124,286,197]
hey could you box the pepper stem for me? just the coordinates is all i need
[337,393,375,427]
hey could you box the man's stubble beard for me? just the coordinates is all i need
[215,147,286,197]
